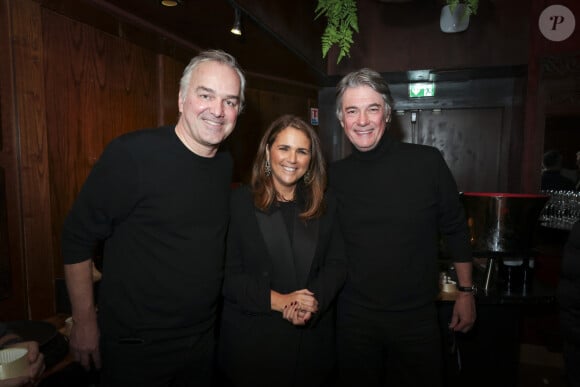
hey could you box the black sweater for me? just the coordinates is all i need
[62,126,232,335]
[329,133,471,311]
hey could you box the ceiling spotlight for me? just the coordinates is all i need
[161,0,180,7]
[230,8,242,36]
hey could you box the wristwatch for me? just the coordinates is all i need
[457,284,477,295]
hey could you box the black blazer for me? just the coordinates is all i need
[217,185,346,387]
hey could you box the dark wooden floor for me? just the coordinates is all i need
[518,363,566,387]
[518,344,566,387]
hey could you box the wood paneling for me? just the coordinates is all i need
[6,0,54,319]
[43,9,168,279]
[236,0,325,76]
[327,0,531,75]
[0,168,11,301]
[0,0,27,319]
[160,56,183,126]
[402,108,505,192]
[544,115,580,171]
[40,0,323,86]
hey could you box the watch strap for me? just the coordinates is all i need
[457,285,476,294]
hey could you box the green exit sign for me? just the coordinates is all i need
[409,82,435,98]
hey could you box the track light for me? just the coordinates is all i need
[230,8,242,36]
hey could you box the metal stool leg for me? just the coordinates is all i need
[483,257,496,294]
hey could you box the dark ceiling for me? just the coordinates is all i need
[41,0,523,86]
[72,0,327,85]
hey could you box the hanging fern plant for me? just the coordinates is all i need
[315,0,359,64]
[446,0,479,18]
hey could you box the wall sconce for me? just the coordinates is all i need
[161,0,181,7]
[230,8,242,36]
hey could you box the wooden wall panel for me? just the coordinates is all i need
[0,0,28,319]
[328,0,530,75]
[544,115,580,170]
[43,9,162,278]
[8,0,55,319]
[235,0,325,76]
[418,108,505,193]
[386,108,506,193]
[0,169,10,301]
[160,56,184,126]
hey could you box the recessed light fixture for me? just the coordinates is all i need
[161,0,180,7]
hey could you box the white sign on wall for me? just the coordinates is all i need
[310,108,319,126]
[538,5,576,42]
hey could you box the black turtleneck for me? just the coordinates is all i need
[329,133,471,311]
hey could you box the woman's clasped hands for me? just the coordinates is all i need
[281,289,318,326]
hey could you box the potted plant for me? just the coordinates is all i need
[315,0,359,64]
[445,0,479,19]
[440,0,478,33]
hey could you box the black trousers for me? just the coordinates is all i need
[99,327,215,387]
[336,301,443,387]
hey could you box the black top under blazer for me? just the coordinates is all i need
[217,185,346,387]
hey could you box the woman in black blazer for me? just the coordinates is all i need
[217,115,346,387]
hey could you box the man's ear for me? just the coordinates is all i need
[385,109,392,124]
[178,91,184,113]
